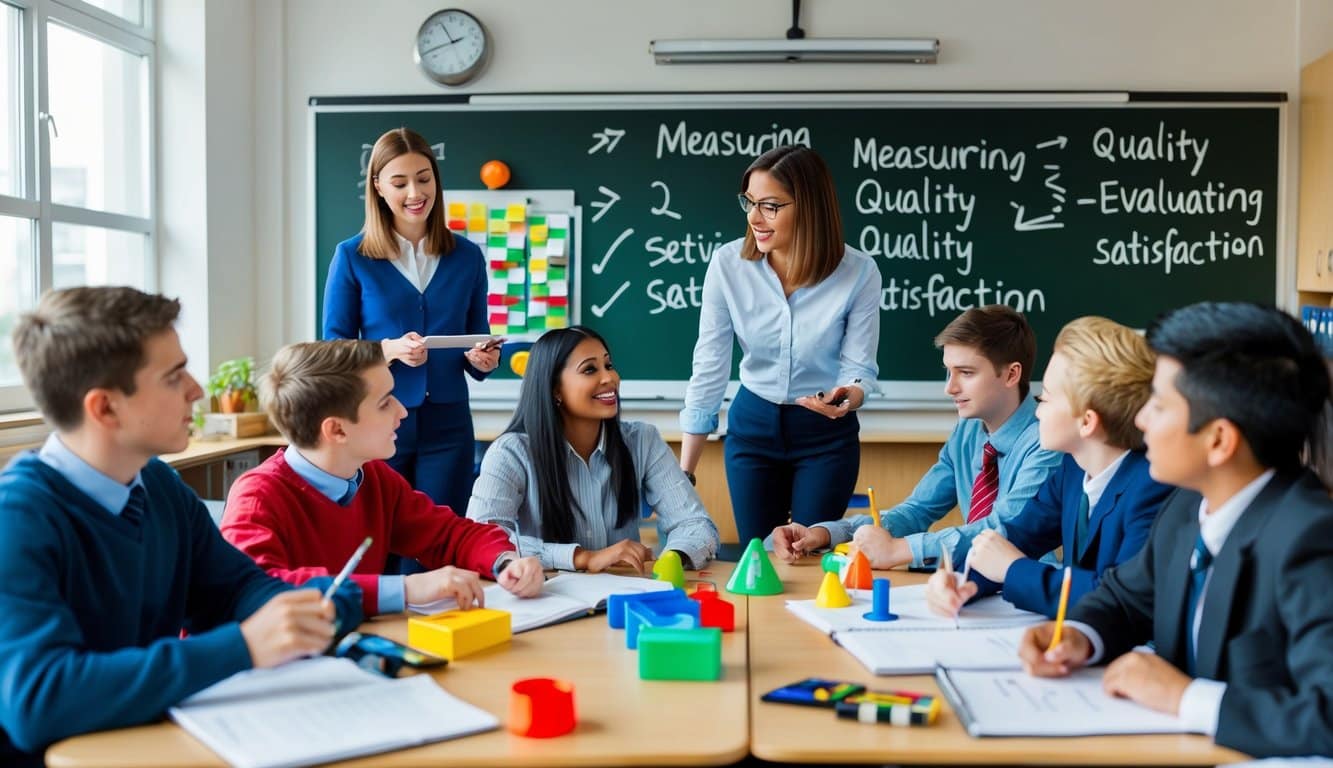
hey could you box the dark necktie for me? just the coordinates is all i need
[122,484,146,526]
[1185,533,1213,676]
[966,442,1000,524]
[1072,492,1091,561]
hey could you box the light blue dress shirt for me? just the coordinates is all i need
[37,434,142,515]
[467,421,720,571]
[816,395,1062,566]
[281,447,402,613]
[680,238,882,434]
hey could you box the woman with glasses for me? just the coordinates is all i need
[678,144,882,544]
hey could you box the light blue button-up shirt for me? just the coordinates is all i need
[282,446,403,613]
[37,434,142,515]
[816,395,1062,566]
[680,238,882,434]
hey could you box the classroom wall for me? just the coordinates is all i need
[158,0,1312,378]
[262,0,1305,353]
[1301,0,1333,65]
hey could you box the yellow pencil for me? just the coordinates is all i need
[867,486,881,529]
[1047,566,1073,651]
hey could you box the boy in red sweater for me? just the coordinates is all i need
[222,340,544,616]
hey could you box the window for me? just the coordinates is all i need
[0,0,153,408]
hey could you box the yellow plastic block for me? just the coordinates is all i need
[407,608,511,660]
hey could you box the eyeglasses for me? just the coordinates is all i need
[737,195,794,220]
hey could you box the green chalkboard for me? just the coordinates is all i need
[313,95,1281,386]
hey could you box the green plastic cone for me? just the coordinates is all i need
[725,538,783,596]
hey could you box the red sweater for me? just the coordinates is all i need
[221,452,510,615]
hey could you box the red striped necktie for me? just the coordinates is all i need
[966,442,1000,524]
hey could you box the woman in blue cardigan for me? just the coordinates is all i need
[323,127,499,513]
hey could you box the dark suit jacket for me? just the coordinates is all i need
[968,451,1170,617]
[1069,469,1333,757]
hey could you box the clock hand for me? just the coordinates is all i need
[420,40,458,57]
[436,20,460,44]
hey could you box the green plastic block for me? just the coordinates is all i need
[638,627,722,681]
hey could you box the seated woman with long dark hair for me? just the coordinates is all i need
[467,326,719,573]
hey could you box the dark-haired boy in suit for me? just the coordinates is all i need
[1021,302,1333,758]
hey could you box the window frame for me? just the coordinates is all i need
[0,0,155,411]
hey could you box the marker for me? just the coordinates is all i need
[323,536,373,602]
[1047,566,1073,651]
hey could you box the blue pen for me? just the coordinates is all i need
[323,536,373,601]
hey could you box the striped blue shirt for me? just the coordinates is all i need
[467,420,719,571]
[681,238,882,434]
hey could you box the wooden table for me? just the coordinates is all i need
[747,559,1249,765]
[47,563,748,767]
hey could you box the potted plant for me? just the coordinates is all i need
[207,357,256,414]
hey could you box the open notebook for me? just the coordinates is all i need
[169,657,498,768]
[409,572,674,633]
[936,667,1194,737]
[787,583,1043,675]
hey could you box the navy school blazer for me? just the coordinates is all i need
[323,232,491,407]
[963,450,1171,618]
[1070,469,1333,757]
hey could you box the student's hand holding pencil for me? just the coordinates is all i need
[924,568,978,618]
[405,566,487,609]
[240,590,338,669]
[1018,622,1092,677]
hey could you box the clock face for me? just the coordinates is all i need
[415,9,490,86]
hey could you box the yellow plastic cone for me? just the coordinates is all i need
[815,571,853,608]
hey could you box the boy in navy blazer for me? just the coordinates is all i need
[927,316,1171,618]
[1022,302,1333,758]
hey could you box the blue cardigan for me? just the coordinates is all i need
[323,232,492,407]
[964,450,1171,618]
[0,454,363,762]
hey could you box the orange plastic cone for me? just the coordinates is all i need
[843,549,874,590]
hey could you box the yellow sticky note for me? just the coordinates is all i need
[447,202,467,219]
[469,202,486,218]
[488,218,508,234]
[531,258,548,271]
[468,216,486,232]
[505,204,526,222]
[530,225,549,243]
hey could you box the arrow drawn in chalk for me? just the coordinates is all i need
[1011,202,1065,232]
[590,186,621,223]
[587,127,626,155]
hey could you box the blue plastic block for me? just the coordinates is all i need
[606,588,686,629]
[625,599,700,650]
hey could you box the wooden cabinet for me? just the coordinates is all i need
[1299,51,1333,295]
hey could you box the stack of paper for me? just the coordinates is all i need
[936,667,1194,737]
[169,657,497,768]
[787,583,1043,675]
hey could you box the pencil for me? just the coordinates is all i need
[867,486,881,529]
[323,536,373,602]
[1047,566,1073,651]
